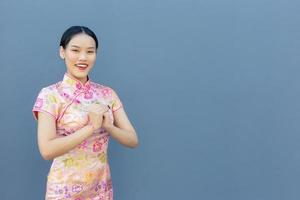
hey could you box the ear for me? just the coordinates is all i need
[59,46,65,59]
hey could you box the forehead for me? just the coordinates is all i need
[68,33,96,48]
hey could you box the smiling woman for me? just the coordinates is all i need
[59,29,97,83]
[32,26,138,200]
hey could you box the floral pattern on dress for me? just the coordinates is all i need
[33,73,123,200]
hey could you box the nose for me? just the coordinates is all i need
[79,52,87,61]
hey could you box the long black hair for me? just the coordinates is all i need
[60,26,99,49]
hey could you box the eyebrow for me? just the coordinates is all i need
[70,45,95,49]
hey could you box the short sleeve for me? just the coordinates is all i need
[32,87,59,120]
[110,88,123,112]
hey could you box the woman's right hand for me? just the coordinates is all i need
[87,103,109,131]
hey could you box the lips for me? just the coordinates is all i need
[75,63,89,71]
[75,63,88,67]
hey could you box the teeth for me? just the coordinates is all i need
[76,64,88,67]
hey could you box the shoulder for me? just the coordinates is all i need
[33,81,62,120]
[90,82,119,97]
[90,81,123,111]
[37,81,62,98]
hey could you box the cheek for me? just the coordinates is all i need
[87,58,96,68]
[89,55,96,63]
[65,56,77,69]
[66,53,78,61]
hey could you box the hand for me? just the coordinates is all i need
[102,111,114,131]
[87,103,109,131]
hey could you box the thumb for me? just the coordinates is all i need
[103,111,110,119]
[103,112,113,123]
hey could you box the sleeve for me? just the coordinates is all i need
[110,88,123,112]
[32,87,59,120]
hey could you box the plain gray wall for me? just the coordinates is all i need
[1,0,300,199]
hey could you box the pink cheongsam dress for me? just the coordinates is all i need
[32,73,123,200]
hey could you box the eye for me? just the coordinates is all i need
[71,49,79,52]
[87,51,95,54]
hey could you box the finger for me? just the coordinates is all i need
[97,106,109,113]
[103,111,110,117]
[100,111,108,120]
[104,106,109,112]
[89,106,106,113]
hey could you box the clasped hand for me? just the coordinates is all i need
[86,103,113,131]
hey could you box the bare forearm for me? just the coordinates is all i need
[40,125,93,160]
[106,125,138,148]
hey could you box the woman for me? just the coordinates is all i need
[32,26,138,200]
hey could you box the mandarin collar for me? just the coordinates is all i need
[61,73,91,91]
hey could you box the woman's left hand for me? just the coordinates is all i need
[102,111,114,131]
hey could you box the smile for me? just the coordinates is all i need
[75,63,89,71]
[75,63,88,67]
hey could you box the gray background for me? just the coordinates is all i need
[1,0,300,199]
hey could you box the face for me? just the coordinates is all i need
[60,33,97,83]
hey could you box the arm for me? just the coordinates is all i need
[102,89,138,148]
[37,103,107,160]
[37,112,94,160]
[103,108,139,148]
[102,89,139,149]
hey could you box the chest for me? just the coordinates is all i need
[56,89,115,134]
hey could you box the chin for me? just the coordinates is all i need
[68,72,87,81]
[76,73,89,79]
[76,69,90,76]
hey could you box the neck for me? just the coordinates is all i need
[66,72,88,84]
